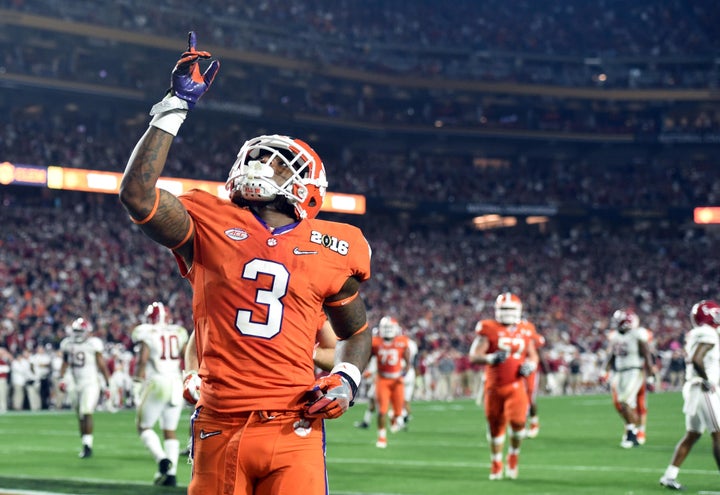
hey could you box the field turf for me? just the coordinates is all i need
[0,391,717,495]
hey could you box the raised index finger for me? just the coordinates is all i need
[187,31,197,53]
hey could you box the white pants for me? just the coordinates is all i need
[683,381,720,433]
[136,375,183,431]
[73,381,101,416]
[611,368,644,408]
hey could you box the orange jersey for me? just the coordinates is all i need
[475,319,536,388]
[372,335,410,378]
[175,189,371,413]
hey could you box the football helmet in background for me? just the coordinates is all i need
[69,318,92,342]
[690,300,720,328]
[225,134,328,220]
[144,302,168,325]
[495,293,522,325]
[612,309,639,333]
[378,316,401,340]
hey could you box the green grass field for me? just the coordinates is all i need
[0,391,717,495]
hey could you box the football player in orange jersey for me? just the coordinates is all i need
[371,316,411,448]
[469,293,539,480]
[120,32,372,495]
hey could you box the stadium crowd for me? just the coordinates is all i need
[0,187,716,410]
[1,0,718,413]
[3,0,719,88]
[4,102,720,209]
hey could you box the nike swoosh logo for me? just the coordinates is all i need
[293,247,318,255]
[199,429,222,440]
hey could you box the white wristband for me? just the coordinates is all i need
[149,109,187,136]
[331,362,362,388]
[149,95,189,136]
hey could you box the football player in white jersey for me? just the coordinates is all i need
[132,302,190,487]
[601,309,656,448]
[58,317,112,458]
[660,300,720,491]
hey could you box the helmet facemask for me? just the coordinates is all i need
[495,293,522,325]
[144,302,168,325]
[226,135,328,220]
[612,309,639,333]
[378,316,401,340]
[69,317,92,342]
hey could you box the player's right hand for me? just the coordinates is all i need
[304,373,355,419]
[701,379,715,393]
[487,350,508,365]
[171,31,220,109]
[58,380,67,393]
[183,370,201,404]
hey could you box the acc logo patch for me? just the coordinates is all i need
[225,228,249,241]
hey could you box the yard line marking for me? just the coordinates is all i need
[329,457,718,476]
[0,490,78,495]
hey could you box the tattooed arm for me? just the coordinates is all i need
[119,32,219,268]
[119,127,194,267]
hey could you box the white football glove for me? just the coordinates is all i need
[518,360,537,377]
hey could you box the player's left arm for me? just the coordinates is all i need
[305,276,370,419]
[313,318,337,372]
[518,338,539,376]
[133,342,149,382]
[323,276,371,369]
[95,350,112,386]
[638,339,656,376]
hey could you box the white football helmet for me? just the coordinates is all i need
[495,293,522,325]
[144,301,167,325]
[378,316,401,340]
[225,134,328,220]
[611,309,639,333]
[69,317,92,342]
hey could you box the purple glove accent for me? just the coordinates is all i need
[170,31,220,109]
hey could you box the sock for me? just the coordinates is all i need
[164,438,180,475]
[378,428,387,440]
[81,434,93,448]
[625,423,637,434]
[508,447,520,456]
[663,465,679,479]
[530,416,539,426]
[491,452,502,463]
[140,429,166,462]
[363,409,372,424]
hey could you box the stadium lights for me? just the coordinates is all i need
[1,161,366,215]
[472,214,517,230]
[694,207,720,224]
[526,216,549,225]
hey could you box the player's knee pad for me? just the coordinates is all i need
[490,433,506,445]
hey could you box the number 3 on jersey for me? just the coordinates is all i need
[235,259,289,339]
